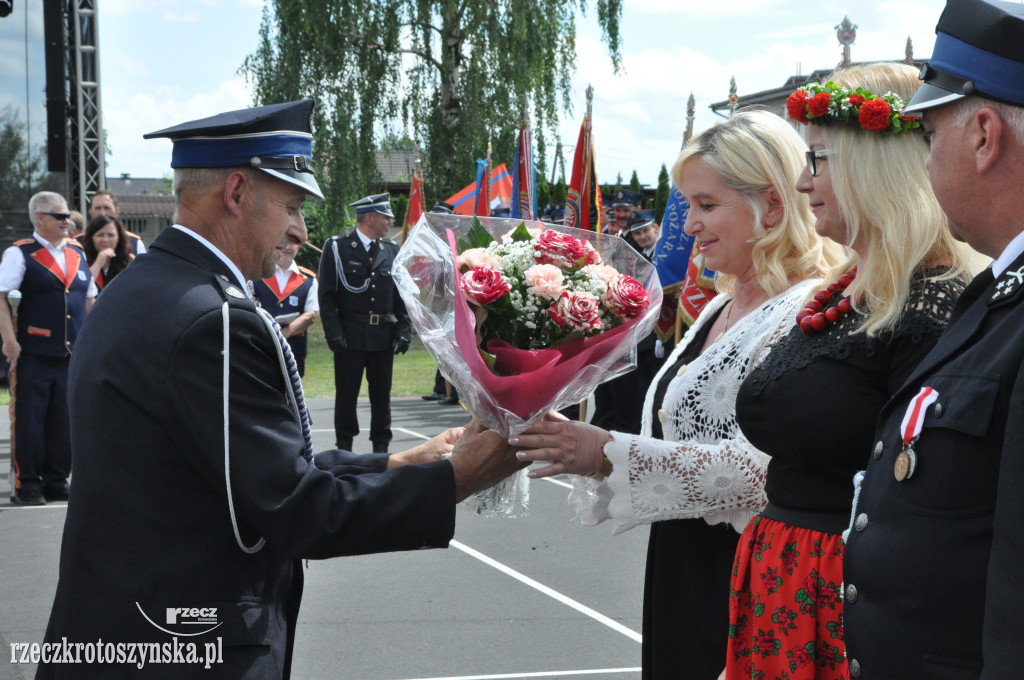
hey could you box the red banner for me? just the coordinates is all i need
[564,116,600,231]
[402,172,425,242]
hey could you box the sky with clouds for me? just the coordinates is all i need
[1,0,948,191]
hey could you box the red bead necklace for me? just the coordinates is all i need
[797,267,857,334]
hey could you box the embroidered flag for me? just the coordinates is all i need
[564,114,600,231]
[511,123,537,220]
[402,171,425,243]
[651,186,717,338]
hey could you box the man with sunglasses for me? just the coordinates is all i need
[0,191,97,505]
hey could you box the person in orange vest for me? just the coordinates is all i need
[252,238,319,376]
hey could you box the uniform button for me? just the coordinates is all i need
[676,364,688,377]
[933,402,943,418]
[849,659,861,678]
[845,583,858,603]
[66,314,71,319]
[370,298,375,302]
[658,409,667,423]
[872,441,883,460]
[371,284,375,289]
[854,513,868,532]
[371,273,376,278]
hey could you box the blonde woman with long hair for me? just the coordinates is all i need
[725,62,974,680]
[511,110,843,679]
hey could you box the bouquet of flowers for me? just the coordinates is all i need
[394,213,661,516]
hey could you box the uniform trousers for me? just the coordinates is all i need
[10,353,72,496]
[333,347,393,450]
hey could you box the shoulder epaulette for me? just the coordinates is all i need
[66,239,84,249]
[382,238,398,246]
[13,239,34,246]
[298,265,317,278]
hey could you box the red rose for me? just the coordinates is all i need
[858,98,892,131]
[605,275,650,320]
[581,240,602,266]
[547,291,603,332]
[534,229,585,268]
[460,267,510,306]
[786,90,809,124]
[790,645,813,669]
[848,94,865,106]
[807,92,831,118]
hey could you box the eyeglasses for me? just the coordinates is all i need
[805,149,831,177]
[37,211,72,221]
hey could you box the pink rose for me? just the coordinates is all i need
[605,275,650,320]
[581,241,602,265]
[534,230,585,268]
[547,291,603,332]
[460,267,510,306]
[457,247,502,272]
[582,263,620,284]
[524,264,565,300]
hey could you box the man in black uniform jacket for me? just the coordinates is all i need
[318,193,410,453]
[36,100,522,680]
[842,2,1024,678]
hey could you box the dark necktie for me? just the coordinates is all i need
[949,267,995,325]
[258,308,314,463]
[368,240,379,261]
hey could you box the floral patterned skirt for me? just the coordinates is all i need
[725,516,848,680]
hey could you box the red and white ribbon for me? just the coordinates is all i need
[900,386,939,446]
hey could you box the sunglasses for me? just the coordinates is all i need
[37,211,72,221]
[805,149,831,177]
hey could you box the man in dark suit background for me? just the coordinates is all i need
[318,193,411,453]
[37,100,521,679]
[842,2,1024,677]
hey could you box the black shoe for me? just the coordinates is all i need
[11,491,47,506]
[372,443,389,454]
[438,395,461,405]
[43,484,70,502]
[421,392,445,401]
[337,438,353,451]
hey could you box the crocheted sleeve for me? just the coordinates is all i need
[569,280,818,534]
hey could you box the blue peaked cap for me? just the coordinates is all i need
[143,99,324,200]
[905,0,1024,112]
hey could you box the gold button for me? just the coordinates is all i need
[676,364,688,377]
[658,409,667,423]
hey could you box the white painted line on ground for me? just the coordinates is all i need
[402,669,640,680]
[450,539,642,643]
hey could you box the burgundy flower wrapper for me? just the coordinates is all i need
[394,213,662,517]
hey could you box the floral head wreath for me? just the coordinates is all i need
[786,81,922,134]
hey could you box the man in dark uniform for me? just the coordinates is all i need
[0,191,97,505]
[253,238,318,376]
[37,100,522,679]
[843,2,1024,678]
[88,190,147,255]
[606,188,641,236]
[318,193,411,453]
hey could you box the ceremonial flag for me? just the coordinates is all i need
[651,186,717,341]
[402,170,425,243]
[474,158,490,217]
[445,163,514,216]
[564,114,600,231]
[511,123,537,220]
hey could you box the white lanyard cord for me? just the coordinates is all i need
[222,301,266,554]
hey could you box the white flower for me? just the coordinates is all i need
[694,458,741,505]
[695,363,741,426]
[633,468,687,515]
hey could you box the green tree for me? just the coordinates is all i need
[654,163,669,223]
[242,0,622,244]
[0,106,63,217]
[629,169,641,193]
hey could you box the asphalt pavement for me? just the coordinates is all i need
[1,396,649,680]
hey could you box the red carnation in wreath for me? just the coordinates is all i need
[808,92,831,118]
[858,98,892,131]
[787,90,809,124]
[848,94,865,106]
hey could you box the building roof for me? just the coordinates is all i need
[117,194,176,216]
[375,150,422,184]
[104,176,172,196]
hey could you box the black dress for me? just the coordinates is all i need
[642,304,739,680]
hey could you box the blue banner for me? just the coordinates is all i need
[652,187,695,288]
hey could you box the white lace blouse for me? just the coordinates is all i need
[569,278,820,535]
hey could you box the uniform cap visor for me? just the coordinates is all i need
[261,168,324,201]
